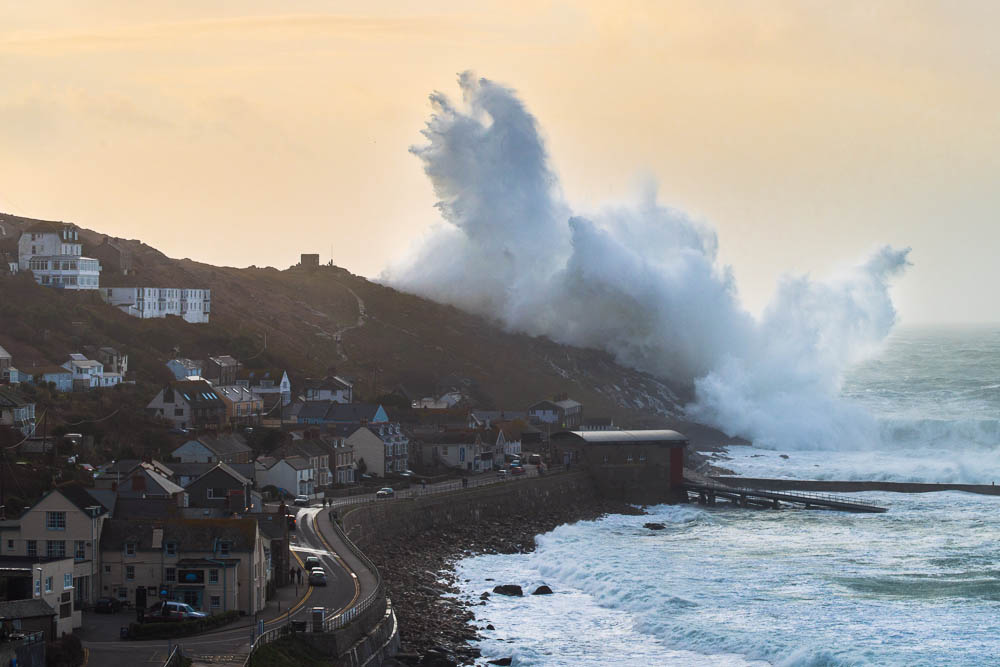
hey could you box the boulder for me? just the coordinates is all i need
[480,592,490,600]
[644,522,666,530]
[488,659,513,666]
[531,585,553,595]
[486,624,495,630]
[492,584,523,597]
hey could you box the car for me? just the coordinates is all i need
[510,466,526,476]
[510,459,521,467]
[293,495,310,506]
[146,601,206,621]
[304,556,322,570]
[286,514,297,531]
[310,566,325,576]
[496,469,508,479]
[94,597,122,614]
[308,571,328,586]
[376,487,394,498]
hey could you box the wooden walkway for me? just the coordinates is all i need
[684,482,888,513]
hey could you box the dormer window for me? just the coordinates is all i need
[165,542,177,557]
[219,541,231,556]
[125,542,136,556]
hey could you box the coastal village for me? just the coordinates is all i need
[0,218,697,667]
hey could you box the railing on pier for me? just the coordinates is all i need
[685,482,889,513]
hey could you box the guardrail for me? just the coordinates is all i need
[322,515,384,632]
[243,621,291,667]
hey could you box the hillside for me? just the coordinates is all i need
[0,212,736,444]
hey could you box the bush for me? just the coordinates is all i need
[47,633,84,667]
[128,610,240,640]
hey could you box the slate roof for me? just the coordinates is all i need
[282,456,311,471]
[168,381,224,408]
[326,403,383,423]
[43,483,108,517]
[0,387,30,409]
[101,518,258,552]
[184,434,251,458]
[0,345,10,360]
[255,514,287,540]
[297,401,332,421]
[187,461,250,488]
[170,462,254,481]
[0,599,56,620]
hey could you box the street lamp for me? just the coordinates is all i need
[86,506,101,607]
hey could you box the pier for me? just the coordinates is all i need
[684,481,888,513]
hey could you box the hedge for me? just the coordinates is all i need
[128,610,240,640]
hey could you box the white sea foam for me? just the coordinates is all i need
[385,72,910,453]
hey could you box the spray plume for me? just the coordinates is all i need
[384,72,910,449]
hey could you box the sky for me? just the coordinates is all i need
[2,1,999,324]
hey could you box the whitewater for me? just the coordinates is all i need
[457,326,1000,666]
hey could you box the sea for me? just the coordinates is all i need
[455,326,1000,666]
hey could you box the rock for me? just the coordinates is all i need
[531,585,553,595]
[644,522,666,530]
[486,624,495,630]
[488,659,513,666]
[492,584,523,596]
[480,592,490,600]
[780,454,789,459]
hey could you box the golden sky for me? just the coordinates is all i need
[2,1,999,323]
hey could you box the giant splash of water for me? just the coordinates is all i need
[384,72,910,450]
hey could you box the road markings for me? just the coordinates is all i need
[306,507,361,614]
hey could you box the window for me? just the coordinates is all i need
[6,539,12,550]
[46,541,66,558]
[165,542,177,557]
[126,566,135,581]
[125,543,136,557]
[34,580,40,597]
[117,588,127,600]
[74,540,86,560]
[210,596,221,609]
[26,540,37,558]
[209,569,219,584]
[219,542,230,556]
[626,455,634,464]
[165,568,176,583]
[639,454,646,463]
[45,577,52,593]
[60,603,71,619]
[46,512,66,531]
[104,565,111,574]
[63,573,72,590]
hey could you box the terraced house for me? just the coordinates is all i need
[100,519,268,616]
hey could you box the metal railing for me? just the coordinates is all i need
[689,482,888,511]
[162,644,183,667]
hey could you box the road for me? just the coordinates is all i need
[81,503,358,667]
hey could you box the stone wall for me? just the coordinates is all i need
[341,471,597,551]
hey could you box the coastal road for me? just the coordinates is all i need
[81,501,361,666]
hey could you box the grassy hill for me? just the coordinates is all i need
[0,212,737,447]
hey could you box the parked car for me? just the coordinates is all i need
[308,570,328,586]
[146,601,206,621]
[510,466,526,476]
[496,469,508,479]
[510,459,521,468]
[94,597,121,614]
[304,556,322,570]
[375,487,394,499]
[399,470,414,478]
[293,495,310,506]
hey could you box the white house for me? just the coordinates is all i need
[425,431,491,473]
[61,354,120,391]
[345,424,409,477]
[301,376,353,403]
[255,456,314,497]
[166,358,203,380]
[101,287,210,324]
[18,222,101,290]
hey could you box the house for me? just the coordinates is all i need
[115,463,188,505]
[99,518,267,616]
[485,425,522,462]
[255,512,291,590]
[166,358,203,381]
[25,367,73,393]
[204,356,239,386]
[0,557,77,637]
[272,440,330,488]
[89,236,130,275]
[0,483,108,624]
[95,347,128,377]
[256,456,314,497]
[468,410,527,430]
[0,346,11,375]
[345,423,409,477]
[300,254,319,267]
[295,402,388,426]
[412,391,464,410]
[0,387,35,436]
[100,287,211,324]
[171,434,252,465]
[146,381,226,430]
[528,398,583,429]
[422,430,490,473]
[166,462,255,488]
[300,376,353,404]
[61,355,120,391]
[242,370,292,411]
[18,222,101,290]
[0,598,57,643]
[213,386,262,427]
[184,463,259,513]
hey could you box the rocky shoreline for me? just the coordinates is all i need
[375,498,645,666]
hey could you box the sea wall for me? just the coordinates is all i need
[341,471,597,552]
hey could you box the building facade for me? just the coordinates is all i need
[100,287,211,324]
[18,223,101,290]
[146,381,226,430]
[345,424,409,476]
